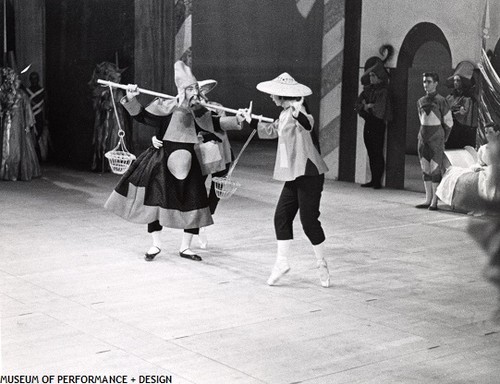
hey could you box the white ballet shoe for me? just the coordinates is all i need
[317,259,330,288]
[267,261,290,286]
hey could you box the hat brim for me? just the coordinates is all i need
[198,79,217,95]
[256,80,312,97]
[361,62,388,83]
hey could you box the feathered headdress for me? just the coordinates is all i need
[361,44,394,85]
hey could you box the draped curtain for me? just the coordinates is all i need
[192,0,324,139]
[133,0,175,151]
[13,0,45,84]
[45,0,135,166]
[478,49,500,144]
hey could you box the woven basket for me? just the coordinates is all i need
[212,176,241,199]
[105,150,136,175]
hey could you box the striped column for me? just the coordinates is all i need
[174,0,192,65]
[319,0,345,180]
[295,0,317,17]
[295,0,345,179]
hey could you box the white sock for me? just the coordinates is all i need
[180,232,194,254]
[276,240,291,265]
[151,231,161,249]
[312,242,325,261]
[313,241,330,287]
[198,227,208,248]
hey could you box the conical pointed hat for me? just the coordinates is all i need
[174,60,197,105]
[257,72,312,97]
[174,60,197,90]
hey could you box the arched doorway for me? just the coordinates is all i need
[387,22,452,190]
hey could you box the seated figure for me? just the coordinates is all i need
[436,123,500,213]
[477,124,500,202]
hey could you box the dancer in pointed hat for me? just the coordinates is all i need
[105,60,245,261]
[247,72,330,287]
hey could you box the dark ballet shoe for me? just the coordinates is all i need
[361,182,374,188]
[179,249,202,261]
[428,205,438,211]
[145,246,161,261]
[415,203,431,209]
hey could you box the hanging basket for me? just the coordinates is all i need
[104,84,136,174]
[212,176,241,199]
[211,129,257,199]
[105,148,136,175]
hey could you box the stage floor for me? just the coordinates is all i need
[1,141,499,383]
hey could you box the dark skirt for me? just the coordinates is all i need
[105,141,213,229]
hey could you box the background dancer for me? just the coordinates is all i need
[355,59,392,189]
[0,66,41,181]
[415,72,453,211]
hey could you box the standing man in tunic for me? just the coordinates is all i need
[416,72,453,210]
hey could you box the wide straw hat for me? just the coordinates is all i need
[198,79,217,95]
[256,72,312,97]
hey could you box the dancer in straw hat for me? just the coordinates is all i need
[105,61,245,261]
[248,72,330,287]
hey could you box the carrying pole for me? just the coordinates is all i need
[97,79,176,99]
[97,79,274,123]
[200,101,274,123]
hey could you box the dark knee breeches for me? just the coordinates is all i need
[274,174,325,245]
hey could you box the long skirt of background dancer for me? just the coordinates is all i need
[1,99,41,181]
[105,141,213,229]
